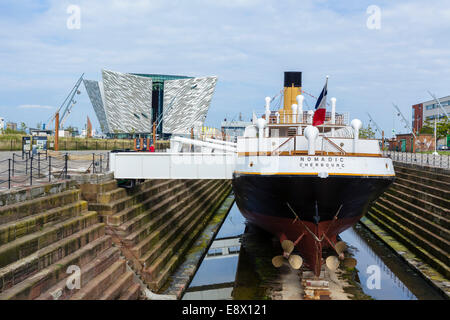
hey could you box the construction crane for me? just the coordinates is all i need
[427,91,449,120]
[366,112,383,138]
[47,73,84,130]
[393,103,416,138]
[47,73,84,151]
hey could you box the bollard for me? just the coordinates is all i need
[92,153,95,174]
[49,156,51,182]
[30,156,33,186]
[12,153,15,177]
[100,154,103,173]
[64,154,68,179]
[38,152,41,178]
[8,159,11,189]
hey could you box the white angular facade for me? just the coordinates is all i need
[102,69,153,133]
[84,69,217,135]
[162,76,217,135]
[83,80,109,133]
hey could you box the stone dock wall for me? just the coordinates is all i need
[0,175,231,300]
[366,162,449,282]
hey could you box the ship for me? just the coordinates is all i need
[232,71,395,276]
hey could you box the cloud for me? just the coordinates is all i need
[18,104,54,109]
[0,0,449,135]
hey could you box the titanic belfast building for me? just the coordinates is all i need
[83,69,217,138]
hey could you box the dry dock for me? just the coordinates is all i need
[0,154,448,300]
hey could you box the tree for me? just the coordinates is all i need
[359,124,376,139]
[420,118,449,140]
[19,122,27,133]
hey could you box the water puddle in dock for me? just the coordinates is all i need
[183,202,444,300]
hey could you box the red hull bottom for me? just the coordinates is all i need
[242,210,362,276]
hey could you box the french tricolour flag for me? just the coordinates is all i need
[312,77,328,126]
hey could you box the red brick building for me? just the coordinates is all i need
[412,103,423,133]
[389,133,435,152]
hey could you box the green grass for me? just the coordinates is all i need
[416,150,450,155]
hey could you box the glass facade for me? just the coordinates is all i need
[133,74,193,135]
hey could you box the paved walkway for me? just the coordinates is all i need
[0,150,110,192]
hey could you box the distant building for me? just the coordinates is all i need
[0,117,4,133]
[389,133,435,152]
[221,119,252,142]
[29,128,52,136]
[6,122,17,131]
[412,95,450,132]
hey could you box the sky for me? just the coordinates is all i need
[0,0,449,137]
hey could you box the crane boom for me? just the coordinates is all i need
[47,73,84,130]
[427,91,449,120]
[366,112,383,138]
[393,103,416,138]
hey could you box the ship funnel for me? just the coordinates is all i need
[351,119,362,153]
[304,125,319,155]
[283,72,302,111]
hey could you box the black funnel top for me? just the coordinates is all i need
[284,72,302,87]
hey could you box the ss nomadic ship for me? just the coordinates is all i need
[232,72,395,275]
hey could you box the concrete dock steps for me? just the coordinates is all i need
[136,180,220,265]
[124,180,212,249]
[380,190,450,229]
[70,259,126,300]
[80,180,119,202]
[367,207,450,279]
[0,180,140,300]
[388,183,450,217]
[0,200,88,246]
[0,211,100,269]
[89,180,180,216]
[94,176,233,293]
[98,267,135,300]
[0,180,78,207]
[35,245,120,300]
[394,164,450,184]
[145,180,232,291]
[103,180,180,227]
[0,227,108,299]
[367,162,450,279]
[373,199,450,254]
[97,187,128,204]
[118,282,141,300]
[0,189,82,225]
[395,175,450,200]
[395,169,450,191]
[107,180,189,229]
[392,180,450,210]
